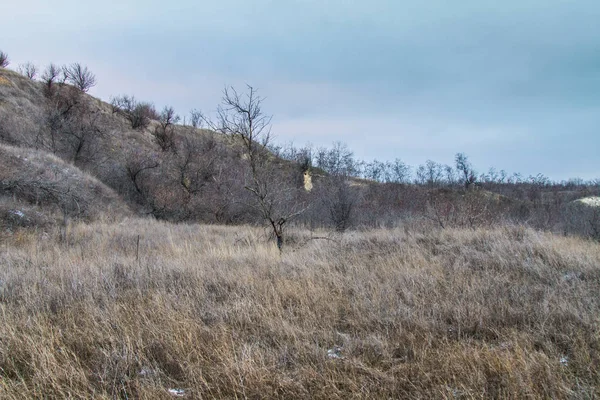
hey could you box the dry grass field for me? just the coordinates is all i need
[0,220,599,398]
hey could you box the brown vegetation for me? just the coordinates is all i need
[1,53,600,398]
[0,144,131,232]
[0,220,598,398]
[0,50,9,68]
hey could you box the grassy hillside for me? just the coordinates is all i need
[0,66,310,226]
[0,143,131,233]
[0,219,598,398]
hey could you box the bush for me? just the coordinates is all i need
[41,64,61,97]
[0,51,9,68]
[17,62,37,79]
[62,63,96,92]
[111,95,157,130]
[153,106,179,151]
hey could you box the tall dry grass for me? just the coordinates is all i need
[0,220,599,398]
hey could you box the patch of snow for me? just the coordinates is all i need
[327,346,344,359]
[497,341,512,351]
[9,210,25,218]
[138,367,158,377]
[168,388,186,397]
[447,386,465,398]
[560,356,569,366]
[562,272,582,282]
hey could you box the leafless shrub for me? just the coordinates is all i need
[125,150,160,198]
[62,63,96,92]
[314,142,360,176]
[188,109,204,129]
[111,95,156,130]
[37,83,96,160]
[0,51,9,68]
[40,63,61,97]
[389,159,412,183]
[311,144,362,232]
[323,178,358,232]
[424,189,509,229]
[359,158,412,183]
[153,106,180,151]
[173,135,217,196]
[415,159,448,187]
[122,149,189,219]
[63,113,105,165]
[362,159,386,182]
[455,153,477,189]
[17,62,37,79]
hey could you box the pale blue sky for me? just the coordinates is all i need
[3,0,599,180]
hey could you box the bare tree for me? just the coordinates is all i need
[63,63,96,92]
[323,178,357,232]
[390,158,411,183]
[126,152,160,196]
[41,63,61,97]
[314,143,361,232]
[444,164,457,185]
[188,109,204,129]
[38,82,86,154]
[315,142,360,176]
[173,135,218,196]
[416,160,445,187]
[111,95,156,129]
[153,106,180,151]
[62,113,105,165]
[455,153,476,189]
[17,62,38,79]
[364,160,386,182]
[206,85,307,250]
[0,51,9,68]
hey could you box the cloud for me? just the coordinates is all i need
[2,0,599,180]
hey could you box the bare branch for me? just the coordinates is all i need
[17,62,38,79]
[63,63,96,92]
[207,85,306,251]
[0,51,9,68]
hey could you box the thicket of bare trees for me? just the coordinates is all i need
[248,132,599,237]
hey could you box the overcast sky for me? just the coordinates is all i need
[3,0,599,180]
